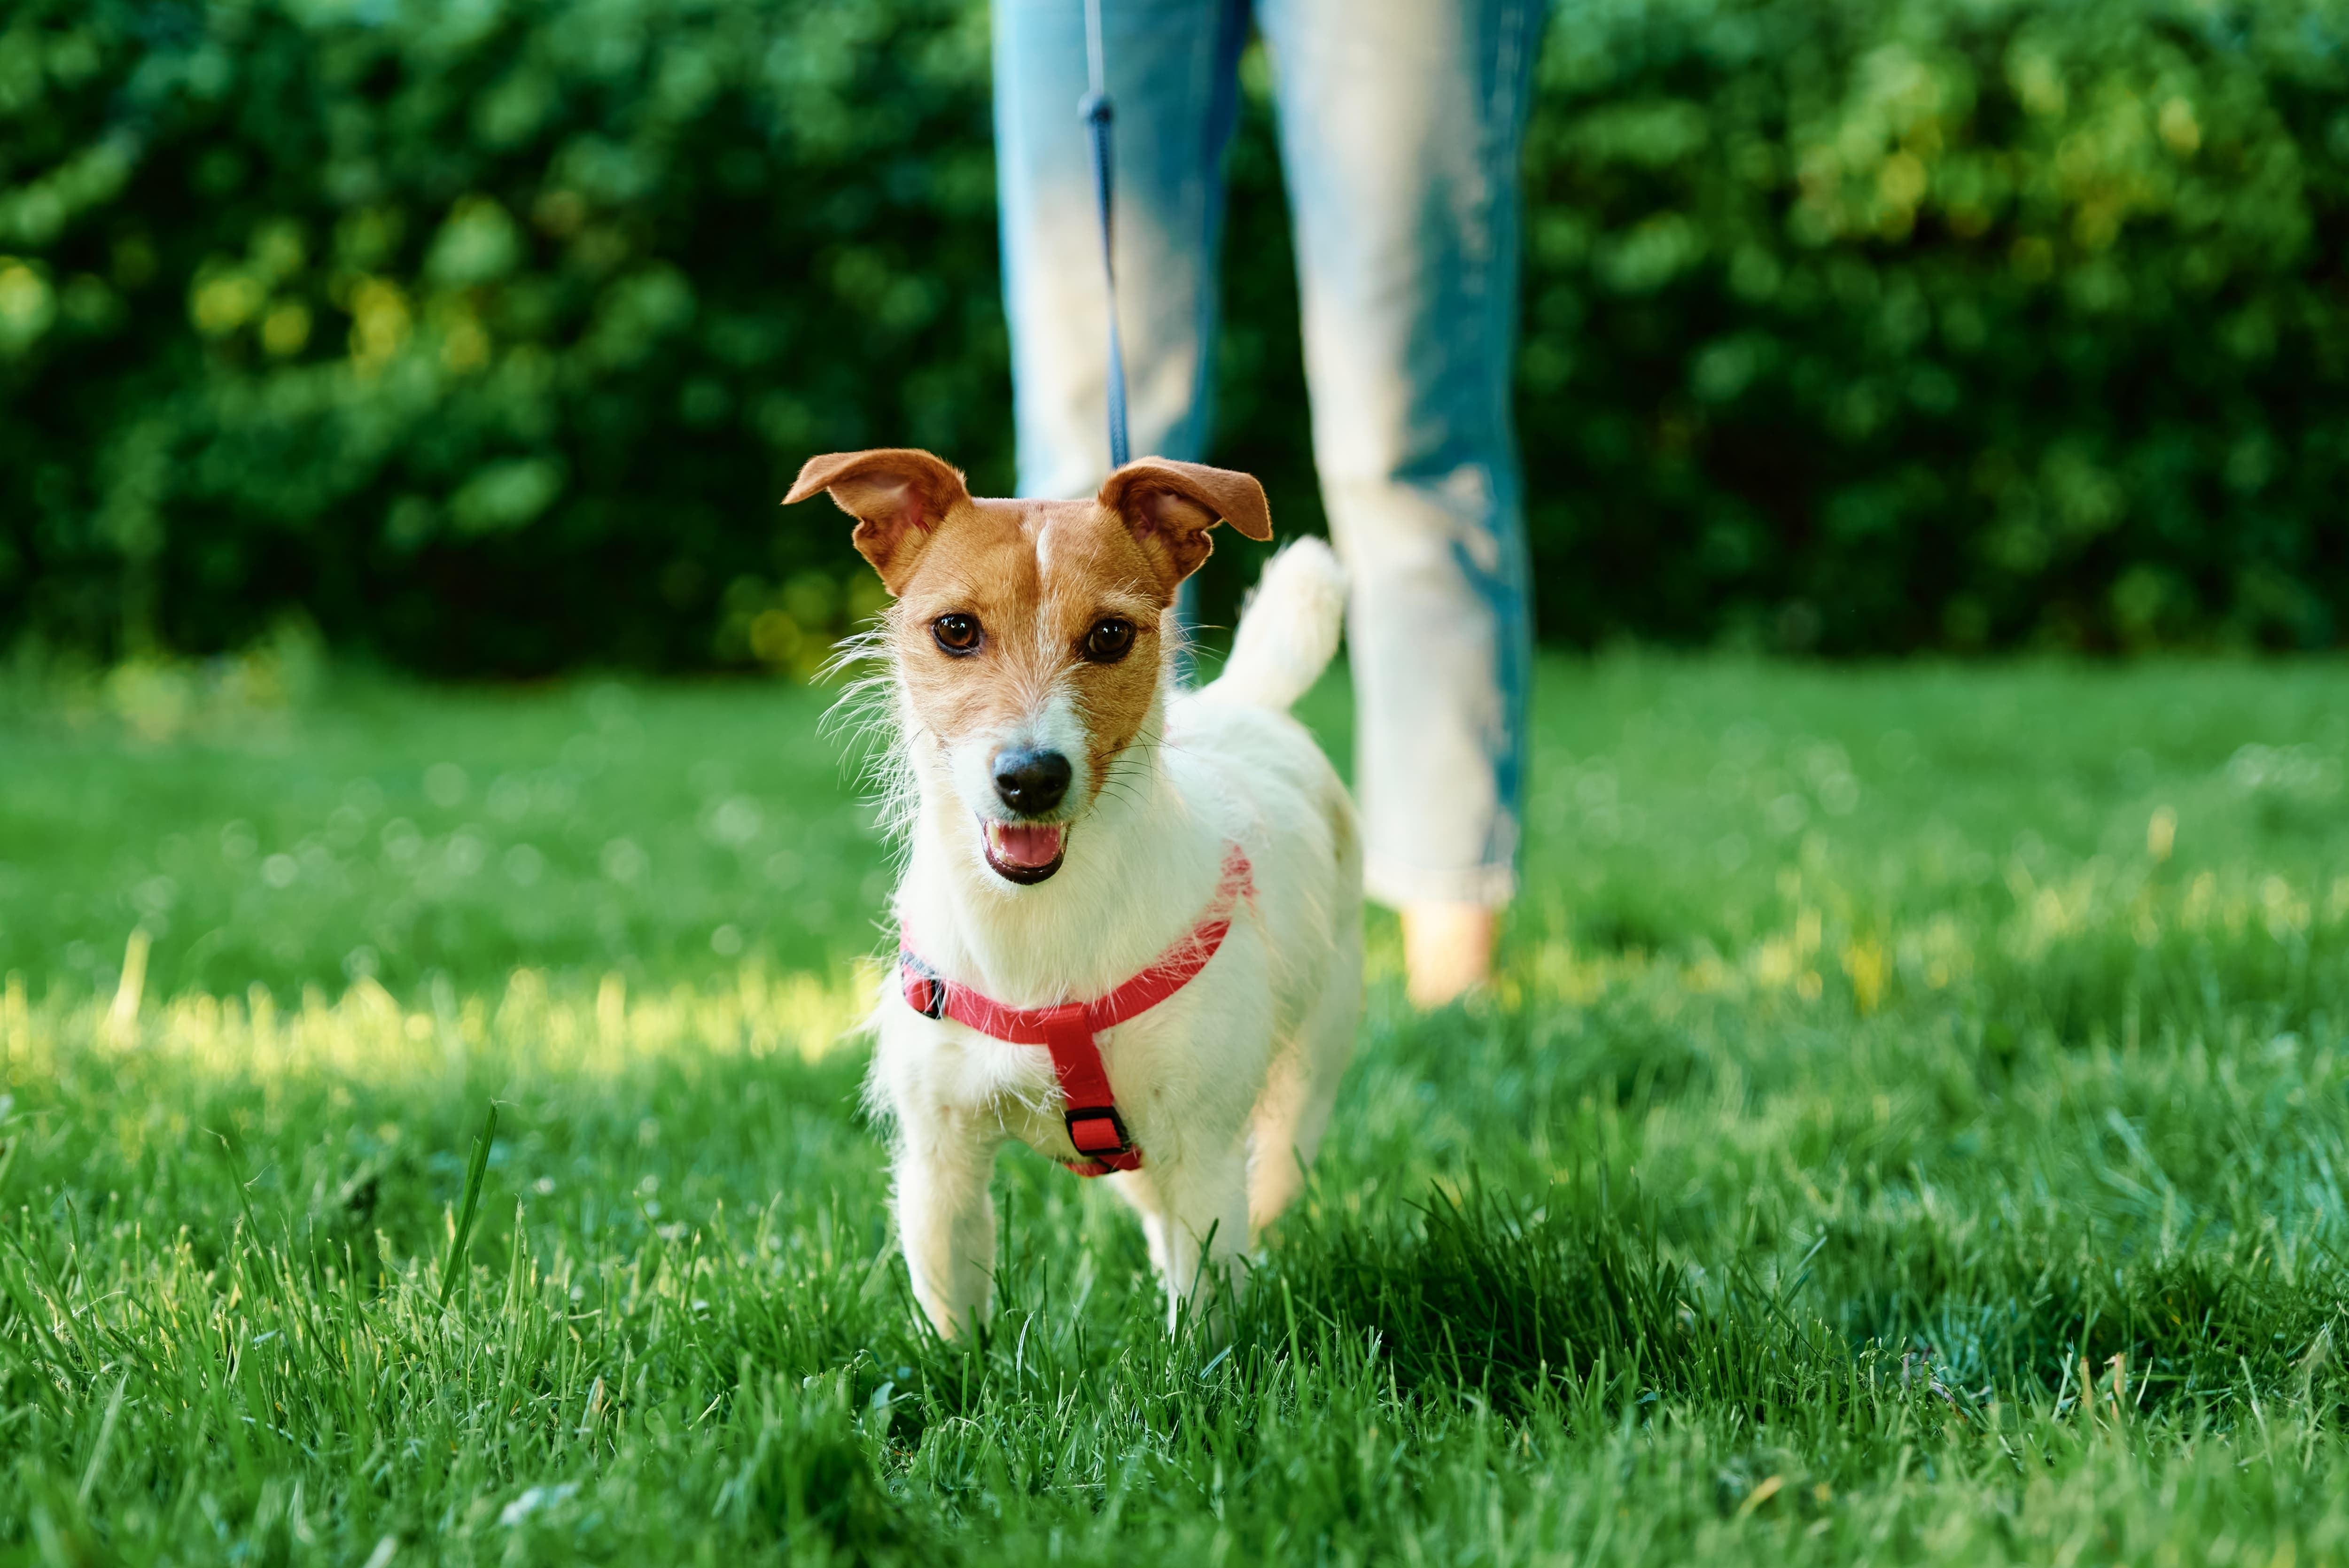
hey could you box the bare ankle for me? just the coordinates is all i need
[1401,902,1497,1008]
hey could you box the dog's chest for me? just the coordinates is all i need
[886,939,1273,1168]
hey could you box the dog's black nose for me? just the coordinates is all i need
[993,747,1072,816]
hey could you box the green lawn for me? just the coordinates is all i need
[2,655,2347,1565]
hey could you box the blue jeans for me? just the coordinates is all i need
[995,0,1540,908]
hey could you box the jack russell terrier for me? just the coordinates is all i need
[787,448,1362,1338]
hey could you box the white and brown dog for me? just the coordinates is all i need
[787,448,1362,1338]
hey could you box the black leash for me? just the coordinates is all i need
[1080,0,1130,468]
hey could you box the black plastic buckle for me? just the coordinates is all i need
[1064,1105,1132,1159]
[903,959,948,1020]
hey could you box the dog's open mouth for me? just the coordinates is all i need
[983,820,1066,884]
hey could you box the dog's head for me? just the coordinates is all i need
[786,448,1271,885]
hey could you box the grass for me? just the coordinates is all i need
[2,652,2347,1565]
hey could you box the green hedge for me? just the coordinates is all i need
[1,0,2343,670]
[0,0,999,675]
[1515,0,2349,652]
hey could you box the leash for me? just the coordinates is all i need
[899,844,1254,1175]
[1081,0,1130,468]
[1080,2,1204,686]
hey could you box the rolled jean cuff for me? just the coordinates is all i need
[1364,855,1518,910]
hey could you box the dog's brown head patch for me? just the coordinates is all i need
[788,450,1273,834]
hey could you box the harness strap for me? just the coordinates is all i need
[900,843,1254,1175]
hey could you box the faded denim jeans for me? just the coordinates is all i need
[995,0,1540,908]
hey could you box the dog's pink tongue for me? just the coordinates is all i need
[991,823,1064,868]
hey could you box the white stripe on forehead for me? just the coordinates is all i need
[1025,508,1064,663]
[1032,512,1055,579]
[1020,500,1160,618]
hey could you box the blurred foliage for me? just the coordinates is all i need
[0,0,990,674]
[0,0,2344,668]
[1511,0,2349,653]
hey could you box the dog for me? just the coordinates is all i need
[786,448,1362,1338]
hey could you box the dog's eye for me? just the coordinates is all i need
[1083,618,1135,663]
[932,614,982,655]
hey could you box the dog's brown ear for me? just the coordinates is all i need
[1097,458,1272,594]
[785,449,971,592]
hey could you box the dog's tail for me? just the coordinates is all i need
[1205,537,1348,710]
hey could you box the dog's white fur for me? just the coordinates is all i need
[863,541,1362,1336]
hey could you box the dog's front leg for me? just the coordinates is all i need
[892,1104,1000,1341]
[1135,1141,1252,1336]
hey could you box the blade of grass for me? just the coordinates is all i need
[439,1102,498,1309]
[76,1373,127,1506]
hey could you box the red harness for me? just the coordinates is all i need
[899,844,1255,1176]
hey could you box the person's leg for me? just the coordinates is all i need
[1256,0,1542,1004]
[994,0,1253,501]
